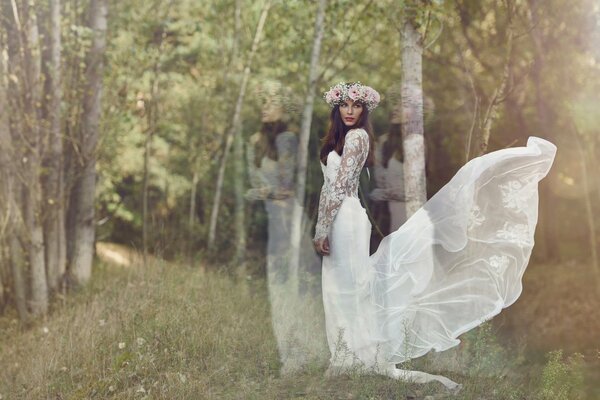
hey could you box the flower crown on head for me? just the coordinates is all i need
[323,81,381,111]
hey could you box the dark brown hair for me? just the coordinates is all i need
[381,123,404,167]
[254,120,288,167]
[319,102,375,167]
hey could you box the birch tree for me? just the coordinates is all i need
[41,0,66,292]
[289,0,327,275]
[68,0,108,286]
[0,27,29,321]
[400,6,427,216]
[232,0,246,265]
[207,0,272,249]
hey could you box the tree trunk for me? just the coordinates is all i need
[0,39,29,322]
[527,0,560,261]
[232,0,246,266]
[15,0,48,316]
[572,125,600,289]
[41,0,65,293]
[290,0,327,275]
[400,14,427,216]
[208,0,272,249]
[69,0,107,286]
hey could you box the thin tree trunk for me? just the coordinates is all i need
[527,0,560,262]
[571,124,600,289]
[142,87,154,266]
[41,0,65,293]
[0,40,29,321]
[208,0,272,249]
[289,0,327,275]
[233,123,246,264]
[188,169,199,258]
[400,13,427,216]
[232,0,246,265]
[17,0,48,316]
[69,0,107,286]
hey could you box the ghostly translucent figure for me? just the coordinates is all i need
[245,81,327,374]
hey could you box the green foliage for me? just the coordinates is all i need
[537,350,586,400]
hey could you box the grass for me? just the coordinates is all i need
[0,244,598,399]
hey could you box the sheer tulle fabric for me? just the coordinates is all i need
[318,133,556,387]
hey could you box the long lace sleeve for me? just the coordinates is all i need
[314,129,369,241]
[275,131,297,194]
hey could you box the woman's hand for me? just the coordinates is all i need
[313,236,330,256]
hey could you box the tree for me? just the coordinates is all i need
[207,0,272,249]
[290,0,327,276]
[400,5,428,216]
[68,0,108,286]
[41,0,66,292]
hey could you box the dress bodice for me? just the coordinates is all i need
[321,151,359,199]
[314,128,369,241]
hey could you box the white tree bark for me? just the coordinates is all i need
[14,0,49,315]
[400,15,427,216]
[0,35,29,321]
[232,0,246,265]
[69,0,107,286]
[42,0,66,292]
[208,0,271,249]
[290,0,327,275]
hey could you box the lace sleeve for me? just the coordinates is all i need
[314,129,369,241]
[275,132,297,193]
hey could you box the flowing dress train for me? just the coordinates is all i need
[314,129,556,388]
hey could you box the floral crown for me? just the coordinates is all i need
[323,81,381,111]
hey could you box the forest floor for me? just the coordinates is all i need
[0,242,598,399]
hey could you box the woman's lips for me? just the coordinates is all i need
[345,117,355,121]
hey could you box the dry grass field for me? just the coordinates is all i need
[0,243,597,399]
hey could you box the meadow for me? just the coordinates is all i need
[0,243,597,399]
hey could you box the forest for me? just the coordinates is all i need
[1,0,599,398]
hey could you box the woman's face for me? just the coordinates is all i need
[339,99,363,127]
[261,97,284,123]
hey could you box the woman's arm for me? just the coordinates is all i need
[313,128,369,241]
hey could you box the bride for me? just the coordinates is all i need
[312,81,556,390]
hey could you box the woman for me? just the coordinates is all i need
[313,81,556,389]
[246,82,326,374]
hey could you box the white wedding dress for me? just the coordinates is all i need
[314,128,556,388]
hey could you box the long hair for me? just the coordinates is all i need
[254,120,288,167]
[382,123,404,167]
[319,103,375,167]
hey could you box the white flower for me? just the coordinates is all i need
[99,319,106,327]
[42,326,49,334]
[108,385,115,392]
[136,337,146,346]
[179,373,187,383]
[118,342,126,349]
